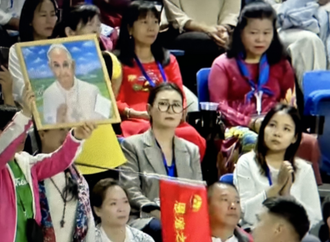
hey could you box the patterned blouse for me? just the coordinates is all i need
[95,224,155,242]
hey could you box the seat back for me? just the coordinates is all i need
[303,71,330,175]
[196,68,211,103]
[303,71,330,110]
[219,173,234,185]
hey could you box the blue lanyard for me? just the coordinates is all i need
[266,166,272,186]
[134,56,167,88]
[155,140,176,177]
[236,53,273,102]
[10,0,13,8]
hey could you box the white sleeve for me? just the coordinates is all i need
[0,9,13,25]
[9,45,25,103]
[43,91,56,124]
[298,165,322,229]
[234,155,267,226]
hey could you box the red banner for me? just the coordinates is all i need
[160,179,212,242]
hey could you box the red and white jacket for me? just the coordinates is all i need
[0,111,84,242]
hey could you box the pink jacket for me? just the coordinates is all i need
[0,112,84,242]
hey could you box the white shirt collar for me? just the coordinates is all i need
[212,235,238,242]
[99,226,131,242]
[55,76,78,94]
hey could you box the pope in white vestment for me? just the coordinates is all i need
[42,43,105,124]
[43,77,103,124]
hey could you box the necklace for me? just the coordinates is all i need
[50,175,69,228]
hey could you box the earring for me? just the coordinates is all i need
[129,35,132,39]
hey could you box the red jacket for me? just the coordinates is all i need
[208,54,295,127]
[117,54,183,114]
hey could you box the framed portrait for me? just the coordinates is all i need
[16,34,121,130]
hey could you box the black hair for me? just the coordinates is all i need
[207,181,238,202]
[263,197,310,241]
[91,178,128,223]
[33,123,78,201]
[116,0,170,67]
[255,104,302,176]
[53,3,101,38]
[0,105,20,131]
[19,0,59,42]
[147,82,184,106]
[226,1,286,65]
[319,197,330,241]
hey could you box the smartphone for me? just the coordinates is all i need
[0,47,9,71]
[100,23,114,37]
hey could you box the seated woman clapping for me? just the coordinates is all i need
[93,178,155,242]
[119,83,202,241]
[234,104,322,229]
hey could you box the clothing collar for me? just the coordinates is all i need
[143,128,186,152]
[55,77,78,93]
[98,225,130,242]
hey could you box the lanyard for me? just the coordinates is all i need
[236,53,273,115]
[155,140,175,177]
[266,166,272,186]
[134,56,167,88]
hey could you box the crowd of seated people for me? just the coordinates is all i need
[1,0,330,242]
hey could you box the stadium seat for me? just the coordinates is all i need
[196,68,211,103]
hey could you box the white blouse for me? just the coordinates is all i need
[95,225,155,242]
[212,235,238,242]
[44,171,95,242]
[233,151,322,228]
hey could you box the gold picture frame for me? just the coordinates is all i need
[16,34,121,130]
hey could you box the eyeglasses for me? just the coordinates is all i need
[157,101,183,113]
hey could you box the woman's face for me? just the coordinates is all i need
[39,128,69,153]
[73,15,101,36]
[130,11,159,46]
[94,186,130,227]
[31,0,58,40]
[148,89,183,129]
[263,111,297,152]
[241,18,274,58]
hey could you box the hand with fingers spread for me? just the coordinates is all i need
[20,86,35,118]
[0,65,15,105]
[73,122,97,140]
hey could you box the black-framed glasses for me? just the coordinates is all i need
[157,101,183,113]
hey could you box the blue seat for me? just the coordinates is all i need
[196,68,211,103]
[303,71,330,175]
[169,49,185,57]
[303,71,330,115]
[219,173,234,185]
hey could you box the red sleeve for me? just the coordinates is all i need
[280,60,295,99]
[116,83,128,115]
[0,112,32,171]
[166,55,187,106]
[208,59,251,127]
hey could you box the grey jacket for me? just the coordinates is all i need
[119,129,202,229]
